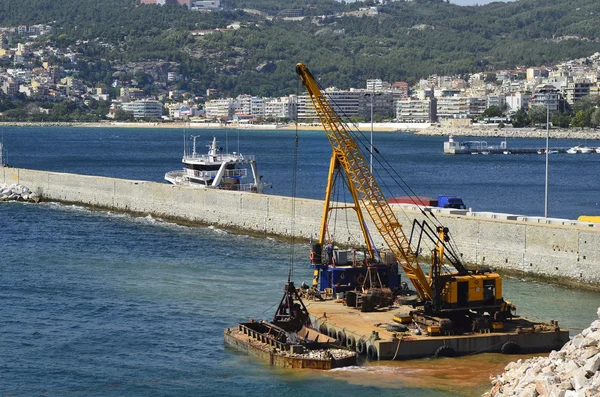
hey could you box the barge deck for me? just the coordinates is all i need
[305,299,569,361]
[224,323,357,369]
[223,278,357,370]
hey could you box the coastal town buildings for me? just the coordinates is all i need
[1,17,599,124]
[119,100,163,118]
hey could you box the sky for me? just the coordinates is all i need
[449,0,514,5]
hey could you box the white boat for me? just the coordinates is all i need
[596,148,600,154]
[539,149,559,155]
[503,150,511,155]
[165,136,268,193]
[566,146,579,154]
[579,146,594,154]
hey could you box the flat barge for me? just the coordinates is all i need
[305,298,569,360]
[224,278,357,370]
[224,323,356,369]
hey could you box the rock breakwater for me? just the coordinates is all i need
[0,183,40,202]
[415,126,600,140]
[486,307,600,397]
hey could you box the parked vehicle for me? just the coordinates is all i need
[389,195,467,209]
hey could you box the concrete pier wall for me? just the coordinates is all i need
[3,167,600,286]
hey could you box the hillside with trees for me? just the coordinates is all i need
[0,0,598,96]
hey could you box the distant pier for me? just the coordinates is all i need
[443,135,570,155]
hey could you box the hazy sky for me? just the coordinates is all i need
[449,0,514,5]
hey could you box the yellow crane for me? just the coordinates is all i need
[297,63,511,326]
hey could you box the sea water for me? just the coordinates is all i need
[2,126,600,219]
[1,127,600,396]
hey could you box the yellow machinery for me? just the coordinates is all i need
[578,216,600,223]
[296,63,511,325]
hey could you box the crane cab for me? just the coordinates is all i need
[440,272,503,310]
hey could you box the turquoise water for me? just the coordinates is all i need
[1,127,600,396]
[2,202,599,397]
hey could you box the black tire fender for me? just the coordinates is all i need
[319,324,328,335]
[346,335,356,349]
[501,341,521,354]
[386,324,408,332]
[434,345,456,358]
[356,338,366,355]
[328,327,336,339]
[367,344,378,360]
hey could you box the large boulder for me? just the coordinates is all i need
[0,183,40,203]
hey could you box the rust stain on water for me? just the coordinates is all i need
[324,353,547,396]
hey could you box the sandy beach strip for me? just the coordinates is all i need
[2,121,600,140]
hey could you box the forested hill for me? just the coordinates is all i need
[0,0,598,96]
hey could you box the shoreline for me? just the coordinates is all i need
[2,121,600,140]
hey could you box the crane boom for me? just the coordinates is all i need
[296,63,434,300]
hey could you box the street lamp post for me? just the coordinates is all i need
[544,97,549,218]
[370,88,374,173]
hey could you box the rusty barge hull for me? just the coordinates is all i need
[224,327,356,369]
[306,300,570,361]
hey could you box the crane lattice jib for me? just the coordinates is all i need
[296,63,434,300]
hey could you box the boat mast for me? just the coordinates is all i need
[191,135,199,156]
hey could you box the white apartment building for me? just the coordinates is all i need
[191,0,221,10]
[297,90,361,121]
[396,98,437,123]
[235,95,264,118]
[487,95,506,110]
[505,92,530,113]
[530,86,562,112]
[120,99,163,118]
[437,97,469,119]
[366,79,389,91]
[436,96,486,119]
[204,98,235,119]
[563,81,594,105]
[263,96,296,120]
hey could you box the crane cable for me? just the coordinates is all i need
[289,80,302,281]
[317,84,441,223]
[314,82,466,259]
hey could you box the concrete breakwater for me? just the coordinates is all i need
[2,166,600,288]
[486,307,600,397]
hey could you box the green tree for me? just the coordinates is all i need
[571,110,590,129]
[114,109,133,121]
[528,105,548,126]
[573,95,600,114]
[550,112,571,128]
[484,73,497,83]
[590,108,600,129]
[481,105,502,118]
[511,107,529,128]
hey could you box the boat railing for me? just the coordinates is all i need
[234,182,259,192]
[185,153,256,162]
[238,323,289,351]
[187,169,249,178]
